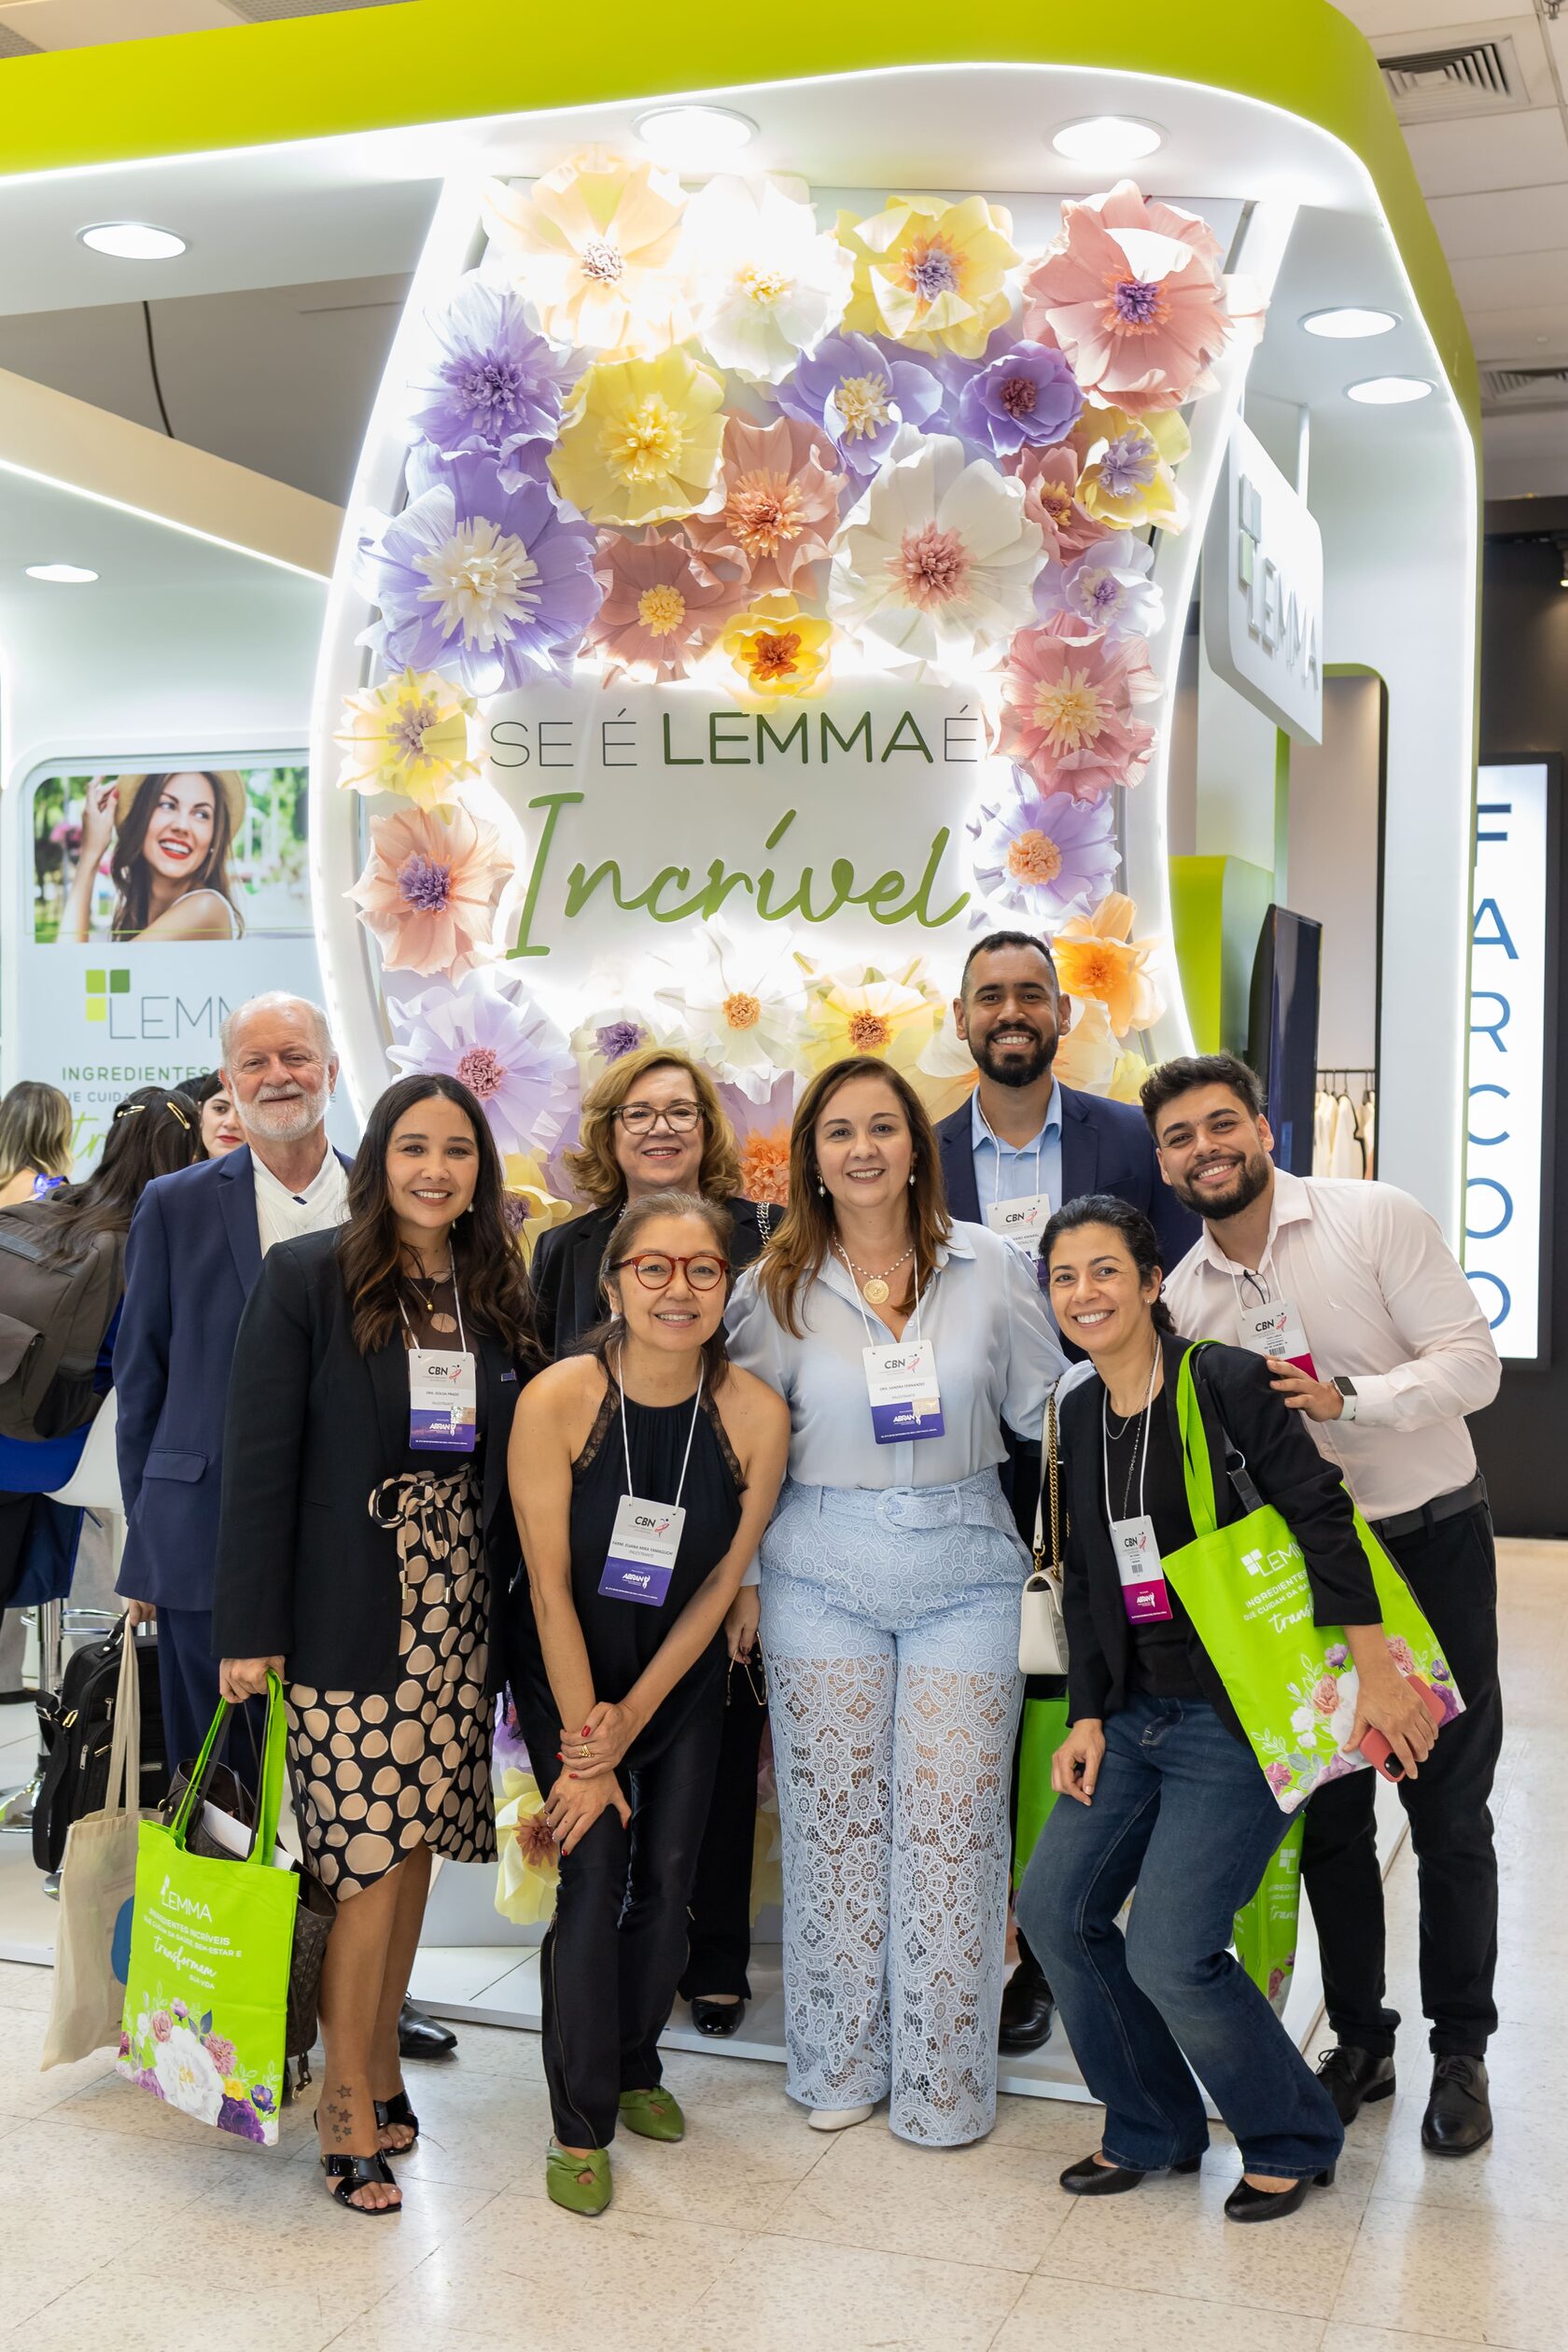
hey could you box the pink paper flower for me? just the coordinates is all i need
[1021,181,1239,414]
[681,413,846,598]
[348,804,511,977]
[1000,616,1158,800]
[1010,444,1113,563]
[587,532,741,683]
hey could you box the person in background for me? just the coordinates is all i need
[935,930,1199,2055]
[186,1071,245,1159]
[1150,1052,1504,2157]
[63,771,245,945]
[215,1075,536,2216]
[531,1044,775,2042]
[1021,1197,1435,2221]
[508,1193,788,2216]
[0,1081,74,1209]
[728,1057,1062,2145]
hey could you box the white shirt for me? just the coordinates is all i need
[1162,1166,1500,1520]
[251,1142,350,1257]
[725,1223,1064,1491]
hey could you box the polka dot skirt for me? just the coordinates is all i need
[286,1466,498,1898]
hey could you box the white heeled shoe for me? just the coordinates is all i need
[808,2102,875,2132]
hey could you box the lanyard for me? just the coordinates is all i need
[618,1353,705,1516]
[975,1103,1048,1214]
[836,1242,930,1347]
[396,1248,469,1354]
[1100,1342,1160,1530]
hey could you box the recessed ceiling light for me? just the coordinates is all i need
[1301,306,1399,340]
[634,105,755,168]
[77,221,186,261]
[1346,374,1433,405]
[25,563,98,584]
[1051,116,1163,167]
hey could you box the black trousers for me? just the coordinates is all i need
[526,1686,724,2149]
[679,1657,767,2002]
[1301,1500,1502,2060]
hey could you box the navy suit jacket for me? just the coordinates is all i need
[113,1143,352,1611]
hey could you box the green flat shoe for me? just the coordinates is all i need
[618,2086,686,2143]
[546,2140,612,2217]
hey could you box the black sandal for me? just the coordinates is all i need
[374,2089,420,2149]
[316,2109,401,2215]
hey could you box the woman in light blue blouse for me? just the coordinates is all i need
[726,1057,1063,2146]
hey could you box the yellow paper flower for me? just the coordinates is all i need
[1109,1047,1152,1104]
[504,1152,578,1264]
[837,194,1019,358]
[1071,404,1191,534]
[720,597,834,703]
[483,147,692,356]
[1053,891,1165,1039]
[494,1766,559,1925]
[799,959,942,1073]
[551,349,727,528]
[334,666,481,813]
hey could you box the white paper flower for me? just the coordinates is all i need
[828,426,1043,679]
[154,2029,225,2127]
[684,175,853,384]
[655,920,805,1100]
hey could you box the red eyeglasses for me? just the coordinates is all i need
[612,1251,729,1292]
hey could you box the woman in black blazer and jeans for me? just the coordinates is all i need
[214,1073,539,2217]
[1017,1197,1438,2222]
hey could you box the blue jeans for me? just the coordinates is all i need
[1017,1695,1344,2181]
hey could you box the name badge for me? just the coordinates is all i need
[985,1195,1050,1262]
[599,1493,685,1606]
[1237,1295,1317,1379]
[862,1339,945,1445]
[1112,1513,1172,1625]
[408,1348,477,1452]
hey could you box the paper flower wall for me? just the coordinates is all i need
[335,667,480,811]
[1001,617,1158,800]
[349,803,511,975]
[587,532,740,683]
[969,770,1121,926]
[681,413,844,597]
[839,194,1020,357]
[551,348,727,528]
[483,148,692,356]
[656,922,805,1099]
[1022,180,1238,414]
[387,968,578,1157]
[684,175,852,382]
[407,275,578,485]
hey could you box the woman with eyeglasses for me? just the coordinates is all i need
[528,1043,777,2040]
[506,1192,789,2216]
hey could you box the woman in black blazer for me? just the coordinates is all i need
[1016,1196,1438,2224]
[528,1043,775,2036]
[214,1073,539,2219]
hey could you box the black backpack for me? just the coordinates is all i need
[0,1197,123,1444]
[32,1618,169,1873]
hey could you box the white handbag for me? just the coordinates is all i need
[1018,1391,1070,1677]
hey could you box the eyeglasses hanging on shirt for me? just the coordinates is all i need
[1228,1264,1318,1379]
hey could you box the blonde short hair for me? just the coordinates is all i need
[565,1047,742,1210]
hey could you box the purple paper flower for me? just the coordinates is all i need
[1035,530,1164,641]
[409,274,578,486]
[595,1020,645,1063]
[773,330,945,479]
[970,768,1120,926]
[1098,429,1159,501]
[357,446,603,695]
[955,338,1083,458]
[388,967,579,1158]
[217,2095,267,2144]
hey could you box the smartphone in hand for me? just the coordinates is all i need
[1359,1674,1446,1782]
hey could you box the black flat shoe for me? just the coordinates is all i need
[1421,2055,1492,2156]
[374,2088,420,2149]
[1060,2151,1203,2196]
[1316,2043,1396,2124]
[999,1962,1056,2055]
[1225,2164,1335,2223]
[399,1999,456,2060]
[691,1996,747,2037]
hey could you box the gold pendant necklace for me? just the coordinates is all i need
[840,1240,914,1307]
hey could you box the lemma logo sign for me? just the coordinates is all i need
[83,967,132,1023]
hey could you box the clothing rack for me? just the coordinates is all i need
[1315,1066,1376,1093]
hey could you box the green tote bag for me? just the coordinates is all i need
[1160,1345,1464,1816]
[116,1675,298,2144]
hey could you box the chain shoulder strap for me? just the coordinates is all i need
[1035,1391,1062,1573]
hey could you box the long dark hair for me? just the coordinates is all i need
[1041,1193,1176,1334]
[580,1190,735,1393]
[756,1057,951,1340]
[338,1073,539,1364]
[38,1085,200,1265]
[110,772,242,940]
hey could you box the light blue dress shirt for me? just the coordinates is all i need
[969,1081,1063,1221]
[725,1224,1064,1491]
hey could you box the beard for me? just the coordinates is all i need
[1169,1150,1272,1223]
[973,1027,1056,1089]
[239,1079,329,1147]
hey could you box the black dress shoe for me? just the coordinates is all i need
[691,1996,747,2038]
[1421,2055,1492,2156]
[1316,2043,1396,2124]
[1225,2165,1335,2223]
[398,1999,456,2060]
[1060,2151,1203,2196]
[998,1961,1056,2054]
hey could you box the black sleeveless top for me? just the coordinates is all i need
[511,1374,745,1766]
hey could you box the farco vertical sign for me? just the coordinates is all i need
[1465,761,1555,1362]
[1202,416,1323,744]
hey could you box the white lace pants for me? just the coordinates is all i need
[760,1477,1025,2146]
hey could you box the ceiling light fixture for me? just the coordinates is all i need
[1346,374,1433,405]
[1051,116,1164,167]
[1301,305,1399,340]
[634,105,756,167]
[25,563,98,584]
[77,221,186,261]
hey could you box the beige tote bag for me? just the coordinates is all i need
[40,1622,144,2068]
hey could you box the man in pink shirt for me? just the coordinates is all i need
[1147,1053,1502,2160]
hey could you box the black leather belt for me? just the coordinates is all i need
[1370,1473,1488,1546]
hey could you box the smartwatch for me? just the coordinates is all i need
[1332,1376,1358,1423]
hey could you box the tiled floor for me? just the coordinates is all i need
[0,1537,1561,2351]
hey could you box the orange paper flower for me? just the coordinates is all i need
[1052,891,1165,1038]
